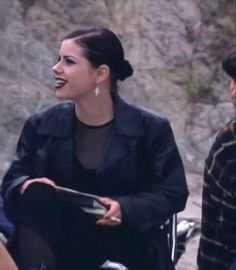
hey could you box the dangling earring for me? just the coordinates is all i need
[94,86,101,97]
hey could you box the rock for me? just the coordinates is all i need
[0,0,234,268]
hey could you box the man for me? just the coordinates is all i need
[197,52,236,270]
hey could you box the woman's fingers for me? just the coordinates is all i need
[20,178,55,195]
[99,197,112,206]
[97,197,122,226]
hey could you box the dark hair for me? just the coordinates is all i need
[63,27,133,91]
[222,50,236,79]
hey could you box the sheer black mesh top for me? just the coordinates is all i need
[74,119,114,170]
[72,118,114,193]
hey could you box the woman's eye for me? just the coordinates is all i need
[65,58,75,65]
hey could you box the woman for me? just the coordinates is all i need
[1,27,188,270]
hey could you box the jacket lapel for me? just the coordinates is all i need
[36,97,144,177]
[98,131,129,172]
[98,94,144,173]
[37,103,75,186]
[49,135,74,186]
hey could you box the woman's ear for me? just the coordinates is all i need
[96,64,110,84]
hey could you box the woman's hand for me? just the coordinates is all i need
[96,197,122,226]
[20,177,55,195]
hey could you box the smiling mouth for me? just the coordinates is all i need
[55,78,67,89]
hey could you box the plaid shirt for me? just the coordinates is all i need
[198,119,236,270]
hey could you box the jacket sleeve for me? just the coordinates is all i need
[1,117,37,221]
[115,119,189,232]
[201,123,236,253]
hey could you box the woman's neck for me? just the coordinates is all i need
[74,91,114,126]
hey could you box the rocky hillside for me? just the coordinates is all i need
[0,0,235,269]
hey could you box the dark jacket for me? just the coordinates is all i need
[197,120,236,270]
[1,95,188,270]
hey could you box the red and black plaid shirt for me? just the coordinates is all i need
[197,120,236,270]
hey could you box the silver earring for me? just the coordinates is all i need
[94,86,101,96]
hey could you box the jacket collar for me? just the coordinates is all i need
[37,102,76,138]
[38,94,143,138]
[113,94,143,137]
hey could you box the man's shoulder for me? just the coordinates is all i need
[216,119,236,143]
[208,119,236,162]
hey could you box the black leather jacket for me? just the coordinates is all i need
[1,94,188,270]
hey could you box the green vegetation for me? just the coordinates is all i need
[186,71,219,104]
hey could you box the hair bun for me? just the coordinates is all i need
[117,59,134,81]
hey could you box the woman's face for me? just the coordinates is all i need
[52,39,97,100]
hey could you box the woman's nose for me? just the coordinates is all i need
[52,62,63,74]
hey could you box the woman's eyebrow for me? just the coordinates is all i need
[58,54,78,61]
[63,55,78,60]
